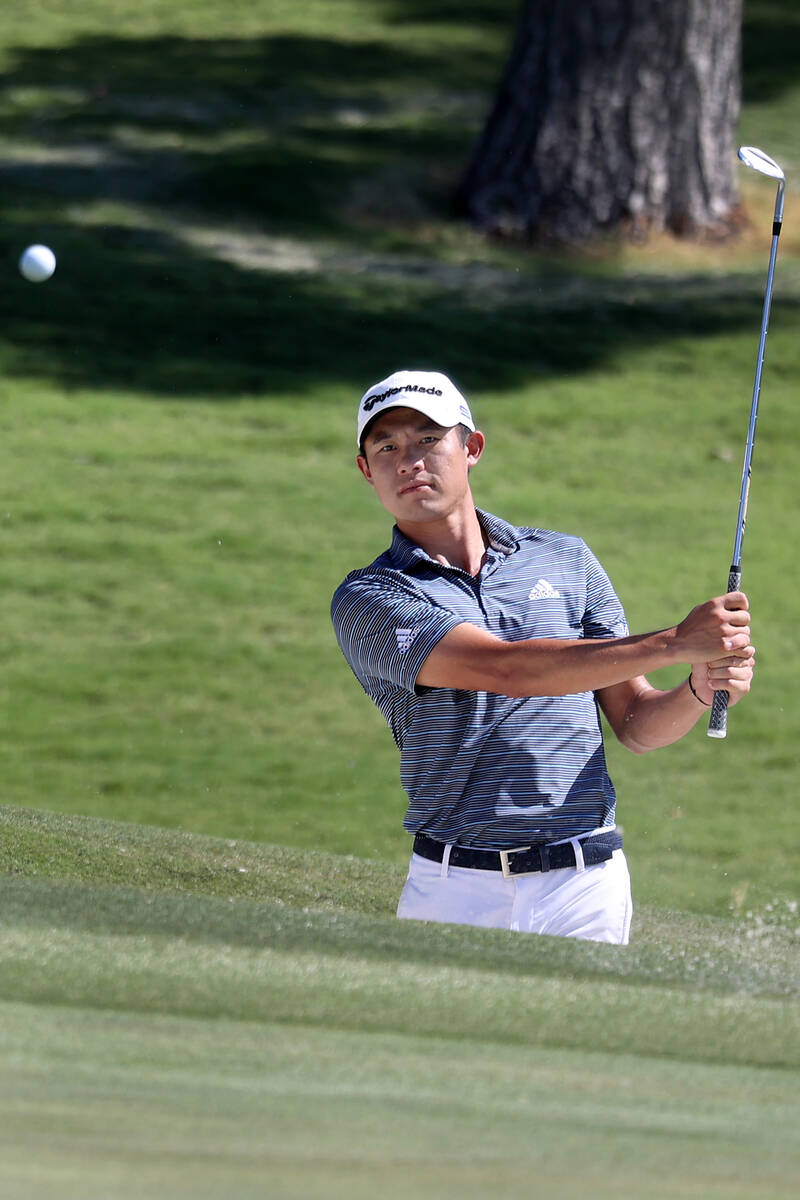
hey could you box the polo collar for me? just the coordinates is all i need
[388,509,519,572]
[477,509,519,554]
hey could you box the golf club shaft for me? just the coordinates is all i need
[708,225,781,738]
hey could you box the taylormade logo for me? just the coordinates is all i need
[362,384,443,413]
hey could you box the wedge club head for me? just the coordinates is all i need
[738,145,785,224]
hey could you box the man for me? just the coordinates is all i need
[331,370,754,944]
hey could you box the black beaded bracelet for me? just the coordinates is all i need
[687,675,711,707]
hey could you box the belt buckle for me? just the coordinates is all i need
[499,845,534,879]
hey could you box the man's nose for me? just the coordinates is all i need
[398,447,423,473]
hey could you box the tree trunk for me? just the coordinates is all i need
[455,0,743,244]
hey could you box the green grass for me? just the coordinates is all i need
[1,805,799,1199]
[0,2,799,1192]
[4,1007,797,1200]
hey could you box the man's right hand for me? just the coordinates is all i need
[672,592,752,663]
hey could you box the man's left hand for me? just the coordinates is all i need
[690,645,755,708]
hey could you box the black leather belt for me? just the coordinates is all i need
[412,830,622,877]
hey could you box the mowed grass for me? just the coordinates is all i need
[1,804,799,1200]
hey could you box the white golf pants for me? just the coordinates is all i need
[397,847,633,945]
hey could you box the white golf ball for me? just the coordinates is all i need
[19,244,56,283]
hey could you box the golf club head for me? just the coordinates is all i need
[738,145,785,225]
[738,145,785,182]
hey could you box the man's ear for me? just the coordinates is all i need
[465,430,485,469]
[356,453,374,485]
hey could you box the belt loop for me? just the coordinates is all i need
[440,843,453,878]
[570,837,586,873]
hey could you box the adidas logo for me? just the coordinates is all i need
[528,578,561,601]
[396,627,420,652]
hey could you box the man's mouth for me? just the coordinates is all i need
[399,481,433,496]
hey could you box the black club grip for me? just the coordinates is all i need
[707,567,743,739]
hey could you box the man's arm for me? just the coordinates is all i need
[415,592,752,698]
[596,648,755,755]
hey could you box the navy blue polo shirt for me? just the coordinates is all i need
[331,510,629,849]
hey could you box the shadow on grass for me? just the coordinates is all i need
[378,0,517,29]
[741,0,800,103]
[378,0,800,107]
[2,210,794,401]
[0,22,796,400]
[0,41,466,240]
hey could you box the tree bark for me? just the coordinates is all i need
[455,0,743,244]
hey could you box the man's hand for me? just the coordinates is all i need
[672,592,751,662]
[689,646,756,708]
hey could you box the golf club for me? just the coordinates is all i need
[708,145,785,738]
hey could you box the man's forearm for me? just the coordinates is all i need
[416,594,751,697]
[611,677,708,754]
[496,629,681,698]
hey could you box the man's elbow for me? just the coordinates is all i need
[623,738,653,756]
[612,710,656,755]
[614,728,658,755]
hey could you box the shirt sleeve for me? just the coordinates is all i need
[581,544,629,639]
[331,572,465,694]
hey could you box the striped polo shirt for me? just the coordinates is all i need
[331,509,629,849]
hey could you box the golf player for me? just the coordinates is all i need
[331,371,755,944]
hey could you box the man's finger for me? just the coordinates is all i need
[709,664,753,681]
[723,632,752,651]
[723,608,751,627]
[705,648,755,668]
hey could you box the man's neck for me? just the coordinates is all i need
[397,505,487,576]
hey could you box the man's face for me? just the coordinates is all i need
[357,407,483,525]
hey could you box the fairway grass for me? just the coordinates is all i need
[2,1006,799,1200]
[1,805,799,1198]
